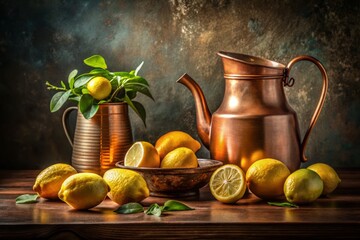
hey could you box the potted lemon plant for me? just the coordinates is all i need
[46,55,153,124]
[46,55,154,174]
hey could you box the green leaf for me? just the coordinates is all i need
[16,194,39,204]
[61,81,66,89]
[162,200,194,211]
[74,75,95,88]
[79,94,99,119]
[132,101,146,126]
[145,203,162,217]
[68,69,78,89]
[112,72,133,78]
[114,202,144,214]
[82,88,90,94]
[50,90,71,112]
[84,55,107,69]
[125,76,149,86]
[134,61,144,76]
[126,84,154,100]
[267,202,299,208]
[124,95,146,127]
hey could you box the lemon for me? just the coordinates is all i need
[155,131,201,159]
[33,163,77,200]
[87,76,112,100]
[124,141,160,168]
[58,173,109,210]
[209,164,246,203]
[103,168,149,205]
[245,158,290,200]
[307,163,341,195]
[284,168,323,204]
[160,147,198,168]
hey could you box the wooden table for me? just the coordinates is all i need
[0,169,359,239]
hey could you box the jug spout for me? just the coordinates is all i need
[177,73,211,148]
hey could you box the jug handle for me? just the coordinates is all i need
[61,106,78,147]
[285,55,328,163]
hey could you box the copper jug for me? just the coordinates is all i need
[62,103,133,175]
[177,51,328,172]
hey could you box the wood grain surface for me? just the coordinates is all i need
[0,170,359,239]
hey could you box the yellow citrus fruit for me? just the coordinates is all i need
[33,163,77,200]
[245,158,290,200]
[155,131,201,159]
[160,147,198,168]
[209,164,247,203]
[87,76,112,100]
[307,163,341,195]
[58,173,109,210]
[124,141,160,168]
[284,168,324,204]
[103,168,149,205]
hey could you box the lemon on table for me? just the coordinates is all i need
[284,168,323,204]
[58,173,109,210]
[160,147,198,168]
[124,141,160,168]
[87,76,112,100]
[155,131,201,159]
[33,163,77,200]
[209,164,246,203]
[103,168,149,205]
[307,163,341,195]
[245,158,290,200]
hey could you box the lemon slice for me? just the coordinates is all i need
[209,164,246,203]
[124,141,160,168]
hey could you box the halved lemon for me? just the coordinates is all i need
[209,164,247,203]
[124,141,160,168]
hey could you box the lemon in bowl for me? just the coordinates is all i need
[124,141,160,168]
[155,131,201,159]
[160,147,198,168]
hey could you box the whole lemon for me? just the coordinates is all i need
[124,141,160,168]
[245,158,290,200]
[160,147,198,168]
[58,173,109,210]
[284,168,323,204]
[87,76,112,100]
[155,131,201,159]
[307,163,341,195]
[33,163,77,200]
[103,168,149,205]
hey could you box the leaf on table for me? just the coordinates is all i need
[15,194,39,204]
[267,202,299,208]
[162,200,194,211]
[114,202,144,214]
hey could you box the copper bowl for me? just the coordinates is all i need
[115,159,223,198]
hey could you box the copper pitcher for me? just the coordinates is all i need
[177,51,328,172]
[62,103,133,175]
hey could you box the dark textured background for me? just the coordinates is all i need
[0,0,359,169]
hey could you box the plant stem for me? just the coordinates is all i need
[46,81,67,91]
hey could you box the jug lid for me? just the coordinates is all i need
[217,51,285,78]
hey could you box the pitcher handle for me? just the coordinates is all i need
[61,106,78,147]
[286,55,328,163]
